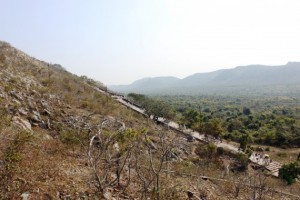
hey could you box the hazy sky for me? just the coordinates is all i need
[1,0,300,85]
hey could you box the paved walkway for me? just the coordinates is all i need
[98,87,283,177]
[158,118,241,153]
[114,96,146,114]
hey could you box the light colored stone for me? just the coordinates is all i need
[0,93,8,99]
[40,100,49,108]
[18,108,28,116]
[12,98,21,105]
[12,116,32,131]
[20,192,30,200]
[113,142,120,152]
[103,191,113,200]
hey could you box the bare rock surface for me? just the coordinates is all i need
[12,116,32,131]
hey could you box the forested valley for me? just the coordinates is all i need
[128,94,300,149]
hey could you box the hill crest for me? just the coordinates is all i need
[109,62,300,95]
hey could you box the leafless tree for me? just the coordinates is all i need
[134,131,177,200]
[248,172,268,200]
[65,114,94,151]
[232,175,248,198]
[87,117,133,194]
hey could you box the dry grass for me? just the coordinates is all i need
[251,144,300,164]
[1,42,300,199]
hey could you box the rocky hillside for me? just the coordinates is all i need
[0,41,299,199]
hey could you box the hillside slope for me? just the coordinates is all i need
[0,41,299,199]
[0,41,159,198]
[110,62,300,95]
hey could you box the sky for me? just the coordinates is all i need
[1,0,300,85]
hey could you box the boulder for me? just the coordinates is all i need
[12,98,21,105]
[18,108,28,116]
[0,92,8,99]
[10,91,23,101]
[12,116,32,131]
[42,109,51,116]
[30,110,41,123]
[20,192,30,200]
[27,99,36,110]
[103,192,112,200]
[30,114,41,123]
[40,100,49,108]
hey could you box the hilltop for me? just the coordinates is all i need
[0,41,299,199]
[110,62,300,96]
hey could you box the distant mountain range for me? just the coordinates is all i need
[109,62,300,96]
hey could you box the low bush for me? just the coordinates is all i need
[279,162,300,185]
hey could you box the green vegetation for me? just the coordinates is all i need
[279,162,300,185]
[0,131,32,198]
[4,131,32,170]
[128,93,175,120]
[235,153,250,171]
[197,143,217,160]
[0,108,11,131]
[141,95,300,148]
[1,41,300,199]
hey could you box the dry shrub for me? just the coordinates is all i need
[0,130,32,199]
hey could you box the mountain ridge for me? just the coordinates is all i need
[109,62,300,95]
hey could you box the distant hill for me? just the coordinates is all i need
[111,76,180,94]
[109,62,300,96]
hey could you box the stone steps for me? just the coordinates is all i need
[265,161,282,177]
[249,153,282,177]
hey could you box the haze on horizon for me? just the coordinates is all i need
[1,0,300,85]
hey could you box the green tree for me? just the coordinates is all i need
[279,162,300,185]
[181,109,203,129]
[195,143,217,159]
[128,93,147,104]
[239,133,251,151]
[243,107,251,115]
[146,100,174,120]
[59,129,80,154]
[235,153,249,171]
[128,93,174,120]
[204,119,223,139]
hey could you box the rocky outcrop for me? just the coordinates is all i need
[12,116,32,132]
